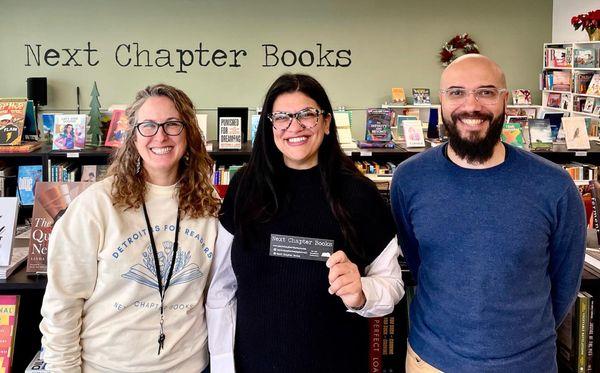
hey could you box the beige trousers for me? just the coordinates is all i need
[405,344,444,373]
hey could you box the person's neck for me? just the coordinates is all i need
[145,170,178,186]
[447,141,505,169]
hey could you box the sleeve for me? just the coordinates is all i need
[549,182,587,327]
[39,194,103,373]
[206,222,237,373]
[347,236,404,317]
[390,170,422,281]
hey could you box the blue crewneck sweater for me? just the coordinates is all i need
[391,144,586,373]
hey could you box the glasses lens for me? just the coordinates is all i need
[164,121,184,135]
[270,113,292,130]
[138,122,159,136]
[444,88,467,102]
[475,88,500,104]
[297,109,320,128]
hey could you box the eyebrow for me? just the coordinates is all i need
[139,117,181,122]
[446,85,498,89]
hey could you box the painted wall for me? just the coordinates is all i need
[1,0,552,140]
[553,0,600,43]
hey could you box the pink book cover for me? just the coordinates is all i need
[0,295,19,373]
[104,110,129,147]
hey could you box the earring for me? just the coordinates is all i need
[135,156,141,174]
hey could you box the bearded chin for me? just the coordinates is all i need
[443,110,505,164]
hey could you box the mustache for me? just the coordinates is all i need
[450,111,494,123]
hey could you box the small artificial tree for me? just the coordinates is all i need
[87,81,102,147]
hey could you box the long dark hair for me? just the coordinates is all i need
[233,73,366,258]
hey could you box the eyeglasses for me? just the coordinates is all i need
[439,87,507,105]
[268,108,326,131]
[135,120,185,137]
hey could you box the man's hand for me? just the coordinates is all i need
[326,250,366,309]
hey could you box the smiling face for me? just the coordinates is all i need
[271,91,331,169]
[440,55,507,163]
[134,96,187,186]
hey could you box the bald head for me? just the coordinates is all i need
[440,54,506,90]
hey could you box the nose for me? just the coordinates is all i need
[153,125,169,140]
[460,91,483,111]
[288,117,305,132]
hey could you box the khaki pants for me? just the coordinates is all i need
[405,344,444,373]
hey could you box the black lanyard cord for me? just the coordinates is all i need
[142,201,181,355]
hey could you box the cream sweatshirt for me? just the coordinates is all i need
[40,177,218,373]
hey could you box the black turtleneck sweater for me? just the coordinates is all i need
[220,165,396,373]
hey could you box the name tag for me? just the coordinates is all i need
[269,234,334,262]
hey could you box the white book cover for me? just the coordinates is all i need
[562,117,590,150]
[52,114,87,150]
[403,120,426,147]
[196,114,208,143]
[218,117,242,149]
[0,197,19,266]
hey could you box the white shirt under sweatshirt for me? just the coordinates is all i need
[40,177,218,373]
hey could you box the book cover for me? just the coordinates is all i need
[17,165,42,206]
[23,100,37,138]
[501,123,525,148]
[0,295,19,373]
[552,71,572,91]
[41,114,57,142]
[0,99,27,146]
[590,180,600,245]
[391,87,406,104]
[586,74,600,96]
[584,97,596,113]
[575,72,594,94]
[218,117,242,149]
[365,108,393,142]
[104,110,128,148]
[250,114,260,144]
[196,114,208,144]
[0,198,18,267]
[575,49,596,68]
[217,107,248,144]
[512,89,532,105]
[546,93,561,108]
[560,94,571,110]
[81,165,107,182]
[25,351,48,372]
[528,119,553,150]
[402,120,425,147]
[394,115,418,140]
[27,182,91,273]
[562,117,591,150]
[52,115,86,150]
[412,88,431,105]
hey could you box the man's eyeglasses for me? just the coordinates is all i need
[268,108,326,131]
[135,120,185,137]
[439,87,507,106]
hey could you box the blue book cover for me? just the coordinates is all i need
[17,165,42,205]
[42,114,56,141]
[250,114,260,144]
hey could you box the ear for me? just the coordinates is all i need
[323,113,331,135]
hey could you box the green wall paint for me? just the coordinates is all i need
[1,0,552,140]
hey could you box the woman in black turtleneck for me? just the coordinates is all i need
[206,73,404,373]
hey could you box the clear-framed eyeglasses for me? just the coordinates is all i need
[268,108,326,132]
[439,87,507,106]
[135,120,185,137]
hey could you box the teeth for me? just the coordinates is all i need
[150,146,173,155]
[461,119,484,126]
[287,137,307,143]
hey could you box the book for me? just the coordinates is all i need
[217,107,248,144]
[196,113,208,142]
[0,245,28,280]
[391,88,406,104]
[41,113,58,142]
[104,110,128,148]
[584,97,596,113]
[23,100,38,139]
[25,351,48,372]
[333,111,356,150]
[218,116,243,149]
[402,120,426,147]
[546,47,571,67]
[365,108,393,142]
[512,89,532,105]
[393,115,418,141]
[552,71,572,91]
[586,74,600,96]
[52,114,86,150]
[575,72,594,94]
[590,180,600,245]
[17,165,42,206]
[547,92,561,108]
[81,164,108,182]
[0,198,18,267]
[0,166,16,198]
[0,295,19,373]
[561,94,571,110]
[528,119,553,150]
[26,182,92,273]
[562,117,591,150]
[0,141,42,153]
[501,123,525,149]
[0,98,28,146]
[575,48,596,68]
[250,114,260,144]
[412,88,431,105]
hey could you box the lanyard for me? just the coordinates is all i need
[142,202,181,355]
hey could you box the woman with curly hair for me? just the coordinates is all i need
[40,84,219,372]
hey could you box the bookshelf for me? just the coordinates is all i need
[542,41,600,118]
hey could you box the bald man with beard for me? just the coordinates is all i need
[391,54,586,373]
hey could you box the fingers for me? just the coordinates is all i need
[326,250,348,268]
[327,261,357,284]
[328,273,355,295]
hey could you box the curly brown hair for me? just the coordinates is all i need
[107,83,220,218]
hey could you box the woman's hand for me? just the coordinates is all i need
[326,251,366,309]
